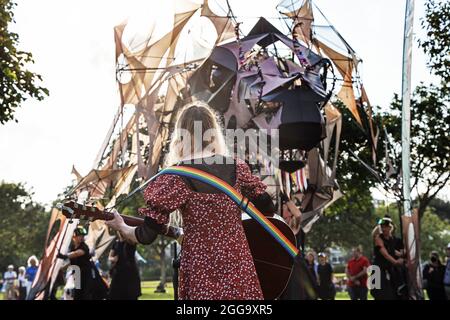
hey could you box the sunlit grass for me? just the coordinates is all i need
[0,282,353,300]
[10,280,432,300]
[139,281,174,300]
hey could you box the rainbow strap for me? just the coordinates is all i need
[152,166,299,259]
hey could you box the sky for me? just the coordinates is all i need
[0,0,440,206]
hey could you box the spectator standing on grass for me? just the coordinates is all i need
[422,251,446,300]
[443,243,450,300]
[370,216,404,300]
[317,252,335,300]
[346,247,370,300]
[17,267,27,300]
[25,256,39,296]
[108,234,141,300]
[305,251,318,298]
[3,265,17,300]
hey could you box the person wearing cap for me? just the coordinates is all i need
[444,243,450,299]
[370,216,405,300]
[57,226,107,300]
[422,251,446,300]
[3,265,17,300]
[317,252,335,300]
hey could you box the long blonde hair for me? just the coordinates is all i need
[372,225,382,240]
[165,101,228,166]
[166,101,228,227]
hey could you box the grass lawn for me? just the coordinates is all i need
[139,281,174,300]
[0,281,175,300]
[139,280,361,300]
[0,281,354,300]
[13,279,428,300]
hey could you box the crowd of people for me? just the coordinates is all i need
[1,226,142,301]
[3,226,450,300]
[55,226,141,300]
[422,244,450,300]
[1,256,39,300]
[296,239,450,300]
[275,215,450,301]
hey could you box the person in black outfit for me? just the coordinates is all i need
[370,216,405,300]
[17,266,27,300]
[57,226,108,300]
[317,252,335,300]
[422,251,446,300]
[108,234,141,300]
[303,251,319,299]
[278,194,318,300]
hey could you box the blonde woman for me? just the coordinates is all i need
[25,256,39,296]
[17,266,27,300]
[106,102,276,300]
[371,216,405,300]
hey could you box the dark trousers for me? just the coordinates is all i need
[370,268,396,300]
[426,287,447,300]
[18,286,27,300]
[348,286,368,300]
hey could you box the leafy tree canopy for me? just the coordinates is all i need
[0,0,49,124]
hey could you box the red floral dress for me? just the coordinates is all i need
[139,160,265,300]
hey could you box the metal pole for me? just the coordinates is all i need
[401,0,423,300]
[401,1,414,218]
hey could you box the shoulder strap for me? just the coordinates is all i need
[157,166,299,259]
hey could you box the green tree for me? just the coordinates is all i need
[305,98,386,251]
[420,207,450,261]
[0,0,49,124]
[0,182,49,271]
[428,198,450,222]
[307,187,375,255]
[420,0,450,94]
[383,84,450,219]
[331,0,450,223]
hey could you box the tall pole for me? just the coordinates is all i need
[401,0,423,300]
[402,0,414,218]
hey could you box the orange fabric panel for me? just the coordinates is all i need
[337,82,362,125]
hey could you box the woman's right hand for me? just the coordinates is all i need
[395,258,405,266]
[105,210,125,231]
[106,209,139,245]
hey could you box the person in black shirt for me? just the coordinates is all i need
[279,197,318,300]
[304,251,319,298]
[422,251,446,300]
[108,234,141,300]
[317,252,335,300]
[390,223,408,299]
[370,216,404,300]
[57,226,108,300]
